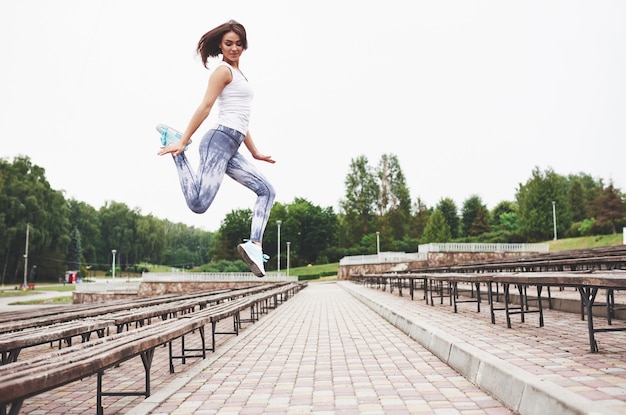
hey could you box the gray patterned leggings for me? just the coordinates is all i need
[173,124,275,243]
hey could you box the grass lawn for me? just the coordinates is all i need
[289,263,338,282]
[12,296,73,305]
[0,284,74,305]
[547,233,623,251]
[0,283,75,299]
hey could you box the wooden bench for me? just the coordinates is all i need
[0,317,203,415]
[171,283,302,363]
[358,271,550,327]
[0,295,226,364]
[0,289,230,334]
[355,270,626,352]
[0,286,288,366]
[102,298,200,334]
[0,318,115,364]
[415,245,626,273]
[0,283,305,415]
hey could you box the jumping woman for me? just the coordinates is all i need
[158,20,276,277]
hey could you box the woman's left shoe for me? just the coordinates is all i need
[157,124,190,150]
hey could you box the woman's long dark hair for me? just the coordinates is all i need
[197,20,248,68]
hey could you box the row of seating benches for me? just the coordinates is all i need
[422,244,626,272]
[0,282,306,415]
[0,284,286,364]
[352,247,626,354]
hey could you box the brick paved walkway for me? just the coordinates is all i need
[129,282,511,415]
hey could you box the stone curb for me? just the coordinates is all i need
[339,281,619,415]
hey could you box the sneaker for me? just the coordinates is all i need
[156,124,190,150]
[237,240,269,277]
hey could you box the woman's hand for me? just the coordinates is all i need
[252,152,276,164]
[158,142,187,157]
[243,131,275,164]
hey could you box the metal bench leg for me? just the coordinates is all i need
[168,341,175,374]
[97,371,104,415]
[578,287,599,352]
[98,348,155,413]
[250,303,258,321]
[452,282,458,313]
[234,312,240,334]
[199,326,206,358]
[504,283,512,328]
[537,285,544,327]
[547,286,553,309]
[180,335,186,365]
[211,321,217,352]
[141,348,155,397]
[607,289,614,325]
[429,279,434,306]
[2,349,21,365]
[488,282,496,324]
[513,285,524,323]
[2,399,24,415]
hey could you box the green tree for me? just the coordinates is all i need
[98,202,138,270]
[591,182,626,234]
[160,220,212,268]
[212,209,253,261]
[266,198,338,268]
[196,231,215,265]
[135,215,166,265]
[498,212,519,232]
[461,195,487,237]
[408,197,431,241]
[68,199,100,267]
[491,201,518,231]
[66,226,82,271]
[469,206,491,236]
[340,156,379,245]
[377,154,411,243]
[516,167,571,241]
[422,210,452,243]
[437,198,460,239]
[567,179,587,222]
[0,157,70,282]
[567,172,604,218]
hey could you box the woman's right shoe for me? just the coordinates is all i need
[156,124,190,150]
[237,240,269,278]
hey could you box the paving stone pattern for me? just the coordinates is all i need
[131,282,512,415]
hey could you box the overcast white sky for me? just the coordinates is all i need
[2,1,625,232]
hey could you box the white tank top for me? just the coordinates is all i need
[216,61,254,135]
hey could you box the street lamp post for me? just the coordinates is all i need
[286,242,291,277]
[22,223,29,290]
[552,201,557,241]
[111,249,117,279]
[376,231,380,255]
[276,220,282,274]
